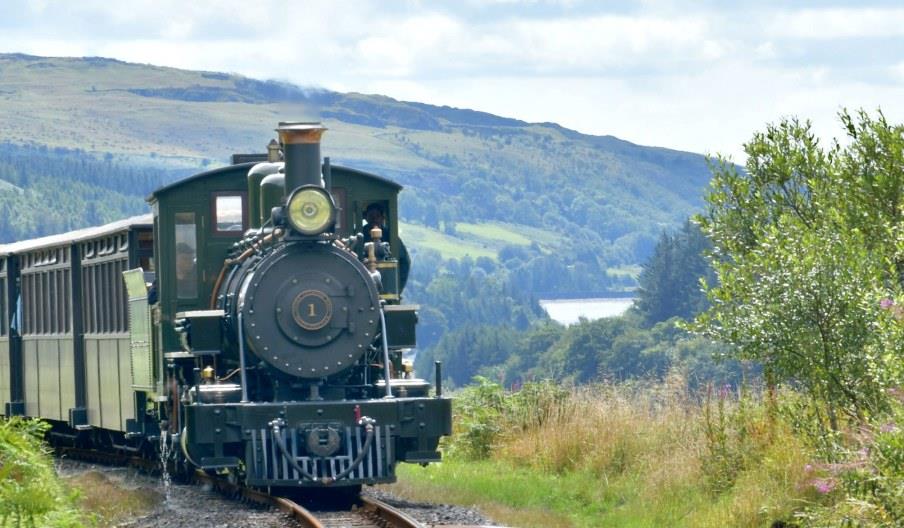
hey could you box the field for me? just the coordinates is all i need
[400,221,561,261]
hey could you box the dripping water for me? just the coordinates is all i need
[158,430,172,504]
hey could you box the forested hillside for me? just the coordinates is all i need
[0,143,189,241]
[414,219,743,388]
[0,53,711,288]
[0,52,717,389]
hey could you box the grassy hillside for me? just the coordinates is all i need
[0,52,713,287]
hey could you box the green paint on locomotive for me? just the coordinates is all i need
[143,131,449,487]
[147,162,406,355]
[0,125,451,488]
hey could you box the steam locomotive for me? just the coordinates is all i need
[0,122,452,490]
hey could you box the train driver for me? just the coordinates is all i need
[362,202,410,292]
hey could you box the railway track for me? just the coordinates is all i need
[194,470,423,527]
[56,446,423,528]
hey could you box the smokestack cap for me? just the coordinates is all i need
[277,122,327,145]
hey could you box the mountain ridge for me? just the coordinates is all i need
[0,52,713,279]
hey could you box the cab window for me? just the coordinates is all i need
[174,212,198,299]
[362,200,391,240]
[212,193,245,235]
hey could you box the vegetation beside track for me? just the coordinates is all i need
[62,471,162,527]
[394,110,904,527]
[0,418,84,527]
[391,377,904,527]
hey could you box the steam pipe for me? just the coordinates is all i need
[379,306,393,399]
[435,361,443,397]
[237,311,249,403]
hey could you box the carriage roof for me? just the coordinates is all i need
[0,214,153,257]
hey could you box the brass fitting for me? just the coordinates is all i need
[366,241,377,273]
[201,366,215,383]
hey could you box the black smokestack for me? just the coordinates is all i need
[276,122,326,193]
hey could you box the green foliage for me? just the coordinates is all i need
[635,219,714,325]
[0,418,83,527]
[694,110,904,426]
[445,377,570,461]
[539,316,630,383]
[529,315,744,388]
[0,143,187,242]
[446,377,509,460]
[410,213,734,389]
[700,385,766,495]
[792,402,904,527]
[408,251,550,381]
[423,304,747,389]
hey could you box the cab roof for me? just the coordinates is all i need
[147,161,402,203]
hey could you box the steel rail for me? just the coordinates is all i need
[359,495,423,528]
[195,470,423,528]
[193,470,324,528]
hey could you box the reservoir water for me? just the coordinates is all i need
[539,297,635,325]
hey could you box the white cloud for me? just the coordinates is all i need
[313,12,725,80]
[160,20,195,40]
[0,1,902,159]
[892,62,904,82]
[767,8,904,39]
[754,41,776,59]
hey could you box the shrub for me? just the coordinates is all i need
[0,418,83,527]
[446,376,509,460]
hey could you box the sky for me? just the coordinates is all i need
[1,0,903,159]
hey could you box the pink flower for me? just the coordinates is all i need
[719,384,731,399]
[811,478,836,494]
[880,298,895,309]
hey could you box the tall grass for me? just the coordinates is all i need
[398,375,838,527]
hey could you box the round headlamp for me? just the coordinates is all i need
[286,186,336,235]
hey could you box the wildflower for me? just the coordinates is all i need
[718,384,731,399]
[879,422,898,433]
[880,298,895,309]
[811,478,836,494]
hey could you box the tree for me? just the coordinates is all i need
[693,110,904,430]
[635,219,713,325]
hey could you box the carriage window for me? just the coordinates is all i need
[175,213,198,299]
[214,194,244,234]
[137,230,154,250]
